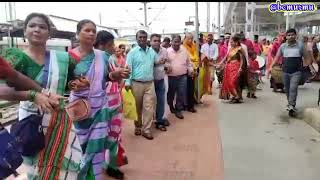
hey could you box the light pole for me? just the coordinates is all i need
[143,2,148,28]
[218,2,221,35]
[207,2,210,32]
[195,2,200,102]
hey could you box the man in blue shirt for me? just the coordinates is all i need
[125,30,158,140]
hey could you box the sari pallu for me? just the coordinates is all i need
[69,49,119,180]
[183,41,207,100]
[219,47,242,100]
[106,55,128,168]
[1,48,82,180]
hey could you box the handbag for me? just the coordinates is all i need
[0,123,22,179]
[271,65,283,84]
[65,50,100,122]
[10,113,45,156]
[299,66,312,85]
[65,98,91,121]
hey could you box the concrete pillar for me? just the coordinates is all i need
[245,2,255,38]
[245,2,249,34]
[251,2,256,36]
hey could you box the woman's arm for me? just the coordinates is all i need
[6,70,43,92]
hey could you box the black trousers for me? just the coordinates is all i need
[186,75,196,109]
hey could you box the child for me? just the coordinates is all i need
[247,50,260,98]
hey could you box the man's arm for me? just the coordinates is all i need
[269,45,283,71]
[302,42,312,66]
[186,53,194,75]
[125,51,134,87]
[212,44,219,61]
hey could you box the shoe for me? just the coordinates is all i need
[155,124,167,131]
[187,108,197,113]
[251,94,257,99]
[288,109,297,117]
[163,119,170,126]
[142,132,154,140]
[175,112,184,119]
[169,105,176,113]
[247,93,251,98]
[106,167,124,180]
[134,128,142,136]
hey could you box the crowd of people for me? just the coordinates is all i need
[0,12,319,180]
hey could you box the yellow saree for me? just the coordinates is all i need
[183,40,207,101]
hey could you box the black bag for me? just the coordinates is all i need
[10,113,45,156]
[299,66,312,85]
[0,123,22,179]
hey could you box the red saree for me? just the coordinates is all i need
[220,47,242,100]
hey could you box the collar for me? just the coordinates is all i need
[138,45,149,52]
[287,41,297,47]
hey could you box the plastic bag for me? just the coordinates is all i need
[122,89,138,121]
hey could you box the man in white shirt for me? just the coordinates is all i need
[200,33,219,94]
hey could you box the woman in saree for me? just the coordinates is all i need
[183,33,198,111]
[94,30,129,176]
[1,13,83,179]
[218,35,245,103]
[268,32,286,92]
[68,20,130,180]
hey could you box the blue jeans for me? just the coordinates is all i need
[155,79,165,123]
[283,71,302,107]
[167,74,187,112]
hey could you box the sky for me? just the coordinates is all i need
[0,2,224,36]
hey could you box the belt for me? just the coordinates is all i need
[133,79,153,83]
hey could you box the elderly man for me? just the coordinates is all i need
[125,30,162,140]
[200,33,219,94]
[167,35,194,119]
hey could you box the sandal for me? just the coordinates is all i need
[230,97,242,104]
[134,128,142,136]
[155,124,167,131]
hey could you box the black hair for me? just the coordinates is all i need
[163,37,170,43]
[171,34,181,41]
[24,12,51,32]
[150,33,161,40]
[232,34,241,46]
[119,44,126,49]
[77,19,96,34]
[286,28,297,35]
[94,30,114,48]
[136,30,148,39]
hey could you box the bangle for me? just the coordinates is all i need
[41,88,51,97]
[30,90,37,102]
